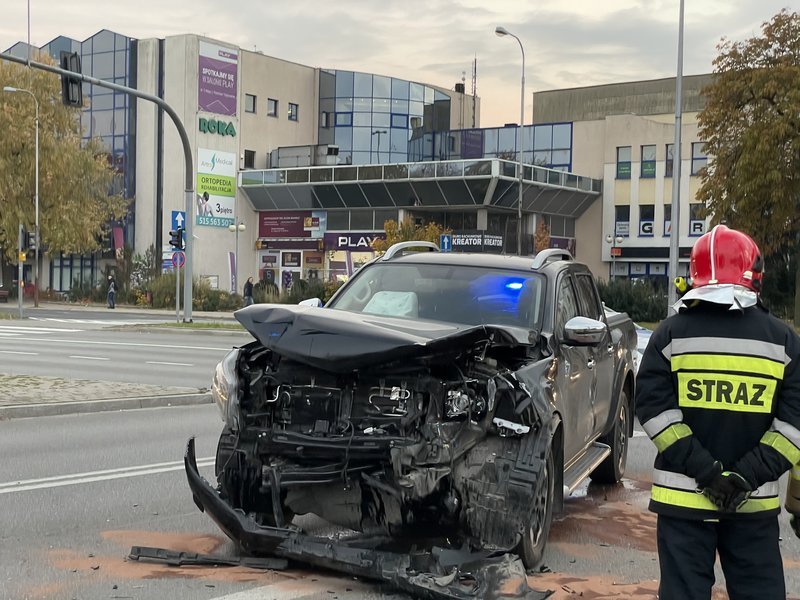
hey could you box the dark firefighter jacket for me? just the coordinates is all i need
[635,301,800,520]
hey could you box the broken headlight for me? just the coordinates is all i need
[212,348,240,429]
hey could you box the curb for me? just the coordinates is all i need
[0,392,212,420]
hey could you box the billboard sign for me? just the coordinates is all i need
[259,211,327,238]
[196,148,236,227]
[198,41,238,116]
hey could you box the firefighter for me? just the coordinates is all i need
[636,224,800,599]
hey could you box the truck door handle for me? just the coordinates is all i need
[587,358,596,370]
[607,344,614,354]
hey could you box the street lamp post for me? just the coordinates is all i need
[371,130,387,164]
[606,234,624,281]
[3,86,39,307]
[495,26,525,255]
[228,221,246,294]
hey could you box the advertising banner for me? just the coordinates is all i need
[198,41,238,116]
[196,148,236,227]
[259,211,327,238]
[451,231,504,254]
[323,232,385,251]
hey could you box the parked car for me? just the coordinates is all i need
[191,243,638,570]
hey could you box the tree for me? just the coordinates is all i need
[697,10,800,324]
[534,219,551,253]
[0,55,127,263]
[371,218,450,252]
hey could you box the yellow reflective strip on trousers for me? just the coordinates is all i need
[651,485,780,513]
[652,423,691,453]
[671,353,785,379]
[761,432,800,464]
[676,373,776,414]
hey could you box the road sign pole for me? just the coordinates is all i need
[17,224,23,319]
[175,259,180,323]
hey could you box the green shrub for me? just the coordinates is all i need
[597,278,668,323]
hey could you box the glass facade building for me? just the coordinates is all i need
[5,29,137,291]
[317,70,452,165]
[409,122,573,172]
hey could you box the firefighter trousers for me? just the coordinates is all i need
[656,514,785,600]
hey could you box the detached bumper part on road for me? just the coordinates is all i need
[184,438,552,600]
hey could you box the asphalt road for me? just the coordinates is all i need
[2,405,798,600]
[0,320,249,388]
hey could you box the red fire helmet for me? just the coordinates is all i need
[689,225,763,292]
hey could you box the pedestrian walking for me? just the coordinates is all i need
[107,275,117,309]
[636,224,800,600]
[243,276,254,307]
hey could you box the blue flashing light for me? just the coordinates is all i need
[505,281,524,291]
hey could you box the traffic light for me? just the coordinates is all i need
[59,51,83,107]
[169,227,184,250]
[25,230,36,250]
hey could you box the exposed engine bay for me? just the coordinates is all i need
[213,305,555,555]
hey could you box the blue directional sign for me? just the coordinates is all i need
[439,233,452,253]
[171,210,186,232]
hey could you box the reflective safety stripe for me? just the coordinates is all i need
[761,432,800,465]
[651,485,780,513]
[642,409,684,439]
[677,373,775,414]
[652,468,779,497]
[667,337,790,365]
[792,466,800,482]
[772,419,800,449]
[652,423,692,453]
[671,354,784,380]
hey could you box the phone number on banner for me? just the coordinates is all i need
[196,216,235,228]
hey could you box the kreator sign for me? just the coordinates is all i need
[324,232,386,251]
[451,231,504,253]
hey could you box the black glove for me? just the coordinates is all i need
[701,469,752,512]
[791,514,800,539]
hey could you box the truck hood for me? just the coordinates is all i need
[235,304,535,373]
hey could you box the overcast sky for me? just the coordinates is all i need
[0,0,792,127]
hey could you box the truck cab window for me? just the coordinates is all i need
[556,275,579,336]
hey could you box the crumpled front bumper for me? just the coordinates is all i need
[184,437,552,600]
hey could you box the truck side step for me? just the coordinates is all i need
[562,441,611,494]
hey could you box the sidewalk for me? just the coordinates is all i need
[0,299,227,419]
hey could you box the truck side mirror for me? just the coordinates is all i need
[563,316,607,346]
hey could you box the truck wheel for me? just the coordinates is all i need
[590,389,629,484]
[519,449,555,569]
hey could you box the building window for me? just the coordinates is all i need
[689,203,706,236]
[641,145,656,178]
[267,98,278,117]
[288,102,299,121]
[245,94,257,114]
[391,113,408,129]
[616,146,631,179]
[638,204,655,237]
[663,204,672,236]
[335,112,352,126]
[691,142,708,176]
[320,111,330,128]
[615,205,630,237]
[665,143,674,177]
[243,150,255,169]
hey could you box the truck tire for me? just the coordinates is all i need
[518,449,555,569]
[454,436,553,569]
[590,388,630,484]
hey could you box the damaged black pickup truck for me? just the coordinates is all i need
[187,243,637,589]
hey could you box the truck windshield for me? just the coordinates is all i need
[328,263,545,329]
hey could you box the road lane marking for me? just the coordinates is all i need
[0,457,215,494]
[68,355,110,361]
[14,338,232,351]
[0,350,38,355]
[0,325,83,333]
[146,361,195,367]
